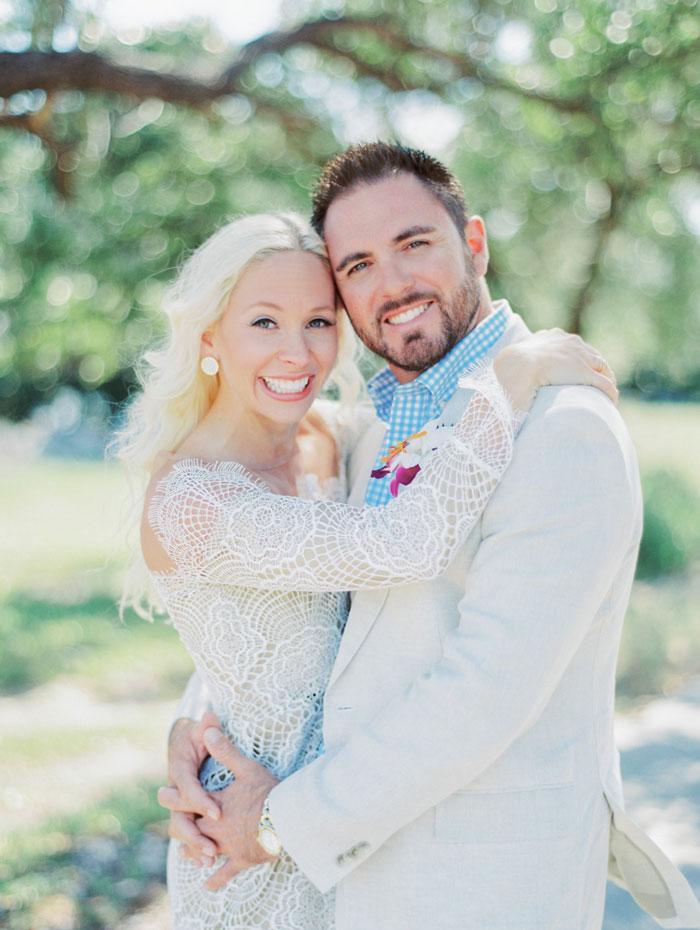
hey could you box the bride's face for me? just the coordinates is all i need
[204,250,339,424]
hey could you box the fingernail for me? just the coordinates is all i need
[208,806,221,820]
[204,727,222,744]
[203,845,216,858]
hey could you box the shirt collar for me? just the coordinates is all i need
[368,301,511,423]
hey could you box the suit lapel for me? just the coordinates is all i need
[329,311,532,688]
[329,418,389,688]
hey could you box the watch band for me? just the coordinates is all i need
[257,796,283,857]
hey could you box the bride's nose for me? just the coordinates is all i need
[276,328,313,367]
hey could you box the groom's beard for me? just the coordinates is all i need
[347,270,481,375]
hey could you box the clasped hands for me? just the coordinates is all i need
[159,711,280,891]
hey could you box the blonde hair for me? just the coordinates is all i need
[113,211,366,617]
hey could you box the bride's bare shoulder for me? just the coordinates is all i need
[141,451,186,572]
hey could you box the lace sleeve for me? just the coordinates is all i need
[149,363,523,592]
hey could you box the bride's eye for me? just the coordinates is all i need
[308,317,335,328]
[252,317,276,329]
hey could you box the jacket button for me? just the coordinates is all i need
[337,841,370,866]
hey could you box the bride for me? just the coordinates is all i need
[116,211,617,929]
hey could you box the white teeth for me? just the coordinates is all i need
[386,302,431,325]
[262,376,310,395]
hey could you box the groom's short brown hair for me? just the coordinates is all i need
[311,141,469,239]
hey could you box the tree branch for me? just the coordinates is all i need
[0,16,390,105]
[0,13,598,119]
[0,49,217,106]
[566,185,626,335]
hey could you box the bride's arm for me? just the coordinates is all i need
[147,331,616,592]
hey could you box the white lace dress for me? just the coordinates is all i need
[148,367,521,930]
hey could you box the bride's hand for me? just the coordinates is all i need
[493,329,618,413]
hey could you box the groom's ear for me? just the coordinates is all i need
[464,216,489,276]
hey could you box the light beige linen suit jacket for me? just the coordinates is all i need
[267,307,700,930]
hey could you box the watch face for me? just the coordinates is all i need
[258,827,281,856]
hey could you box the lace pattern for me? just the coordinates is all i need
[150,366,520,595]
[150,365,521,930]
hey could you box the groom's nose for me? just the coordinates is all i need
[376,255,415,303]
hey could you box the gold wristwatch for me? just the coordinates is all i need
[257,796,283,857]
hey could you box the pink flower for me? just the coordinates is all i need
[389,464,421,497]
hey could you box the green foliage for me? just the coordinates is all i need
[617,572,700,703]
[0,456,188,925]
[0,782,168,930]
[2,0,700,417]
[0,458,193,696]
[636,469,700,579]
[0,592,191,695]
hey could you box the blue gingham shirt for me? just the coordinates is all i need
[364,302,509,507]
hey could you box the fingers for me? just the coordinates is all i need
[169,812,218,867]
[592,354,616,383]
[205,856,244,893]
[167,715,222,819]
[158,778,221,820]
[203,727,248,772]
[538,331,619,403]
[585,369,619,404]
[158,785,186,812]
[579,343,618,402]
[199,710,223,731]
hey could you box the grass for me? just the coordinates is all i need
[0,591,192,697]
[616,396,700,702]
[0,457,192,928]
[0,398,698,927]
[621,396,700,494]
[0,781,168,930]
[0,458,193,699]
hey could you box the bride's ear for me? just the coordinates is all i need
[200,328,216,360]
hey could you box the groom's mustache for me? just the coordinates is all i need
[376,291,440,323]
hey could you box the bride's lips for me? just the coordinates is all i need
[383,300,435,327]
[259,374,315,401]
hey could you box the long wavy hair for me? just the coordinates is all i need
[113,211,366,617]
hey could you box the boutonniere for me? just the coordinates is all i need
[370,430,430,497]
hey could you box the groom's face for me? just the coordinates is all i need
[323,172,487,382]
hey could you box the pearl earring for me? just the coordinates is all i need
[200,356,219,376]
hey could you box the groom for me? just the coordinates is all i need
[161,142,700,928]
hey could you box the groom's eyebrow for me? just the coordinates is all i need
[394,225,436,243]
[334,250,370,274]
[334,226,437,274]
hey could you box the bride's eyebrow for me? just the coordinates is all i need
[246,301,282,311]
[245,301,336,313]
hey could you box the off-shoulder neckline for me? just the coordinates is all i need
[156,456,273,493]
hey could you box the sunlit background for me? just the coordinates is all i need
[1,0,699,927]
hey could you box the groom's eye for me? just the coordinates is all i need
[348,261,368,275]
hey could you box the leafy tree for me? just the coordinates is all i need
[1,0,699,418]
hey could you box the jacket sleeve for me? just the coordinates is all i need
[148,365,523,592]
[266,390,643,892]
